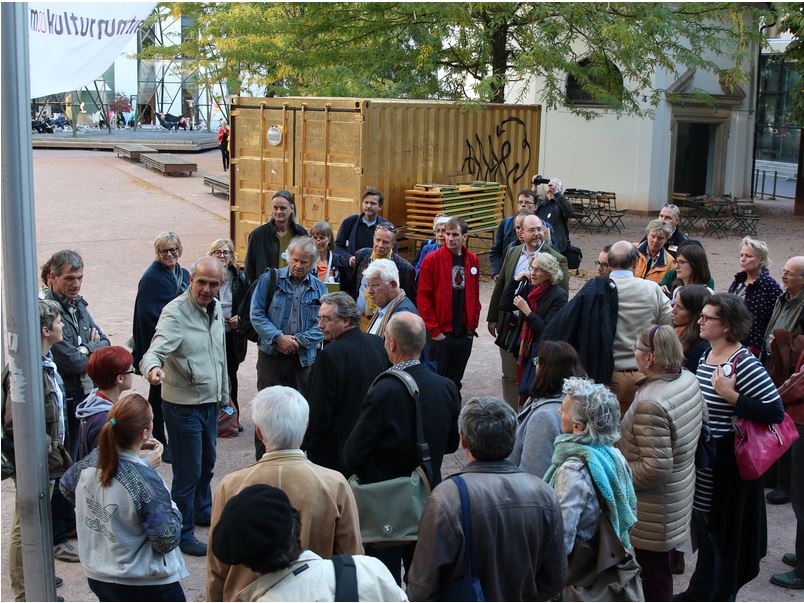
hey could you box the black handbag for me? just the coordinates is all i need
[348,369,434,545]
[441,475,485,601]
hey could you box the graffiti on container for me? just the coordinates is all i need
[461,117,532,203]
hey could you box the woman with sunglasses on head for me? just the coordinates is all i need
[619,325,705,601]
[61,394,187,601]
[209,239,248,429]
[676,293,783,601]
[131,232,190,461]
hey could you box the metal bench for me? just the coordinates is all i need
[113,144,158,162]
[204,174,229,197]
[139,153,197,176]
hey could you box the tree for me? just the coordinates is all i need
[153,2,773,118]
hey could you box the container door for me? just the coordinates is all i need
[229,103,294,260]
[295,105,364,231]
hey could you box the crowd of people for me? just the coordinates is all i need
[3,181,803,602]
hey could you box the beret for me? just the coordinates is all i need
[211,484,294,565]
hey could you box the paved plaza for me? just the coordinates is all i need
[2,146,803,601]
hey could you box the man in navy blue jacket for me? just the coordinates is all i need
[335,188,392,265]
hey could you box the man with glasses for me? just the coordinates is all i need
[351,223,416,330]
[489,190,537,279]
[335,187,393,266]
[596,245,613,277]
[761,256,804,506]
[653,203,689,257]
[487,214,569,408]
[141,256,229,557]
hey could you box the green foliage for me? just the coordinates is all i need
[146,2,776,118]
[776,3,804,126]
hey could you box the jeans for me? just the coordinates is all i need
[162,401,217,544]
[88,578,185,602]
[428,333,473,390]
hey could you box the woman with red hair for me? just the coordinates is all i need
[75,346,136,459]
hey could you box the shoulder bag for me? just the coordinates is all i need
[348,369,433,545]
[563,462,644,602]
[729,349,800,480]
[440,475,485,602]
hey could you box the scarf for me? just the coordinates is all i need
[544,434,637,548]
[362,249,393,317]
[518,281,552,372]
[366,291,408,335]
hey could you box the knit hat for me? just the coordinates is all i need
[211,484,294,565]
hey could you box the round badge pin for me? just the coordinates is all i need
[470,266,478,276]
[722,364,733,377]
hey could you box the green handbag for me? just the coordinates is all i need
[348,369,433,545]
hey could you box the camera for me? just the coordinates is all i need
[531,174,551,186]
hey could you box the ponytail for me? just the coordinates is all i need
[97,393,151,487]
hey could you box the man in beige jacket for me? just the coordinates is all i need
[206,386,363,601]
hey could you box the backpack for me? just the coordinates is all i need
[237,268,278,343]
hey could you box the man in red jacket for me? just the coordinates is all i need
[417,217,481,389]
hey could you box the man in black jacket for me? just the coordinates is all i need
[303,292,389,476]
[344,311,461,584]
[334,187,392,265]
[244,190,308,283]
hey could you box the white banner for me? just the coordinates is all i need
[28,2,156,99]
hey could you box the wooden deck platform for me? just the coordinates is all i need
[33,133,218,152]
[140,153,197,176]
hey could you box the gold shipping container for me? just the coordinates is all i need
[228,96,541,260]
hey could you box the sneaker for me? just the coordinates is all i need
[55,576,64,588]
[53,541,80,563]
[771,570,804,589]
[766,488,791,505]
[783,553,798,568]
[179,539,207,557]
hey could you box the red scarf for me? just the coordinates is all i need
[518,281,552,378]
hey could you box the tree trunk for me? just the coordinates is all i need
[490,21,508,103]
[796,128,803,216]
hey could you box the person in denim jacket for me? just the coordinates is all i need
[250,236,326,457]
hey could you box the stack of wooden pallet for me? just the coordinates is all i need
[404,181,505,239]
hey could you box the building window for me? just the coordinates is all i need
[566,57,624,108]
[756,54,800,164]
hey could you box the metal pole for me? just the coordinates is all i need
[761,170,766,200]
[771,170,777,200]
[1,3,57,602]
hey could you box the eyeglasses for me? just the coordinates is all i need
[782,270,803,278]
[212,249,232,257]
[375,223,396,233]
[158,247,179,256]
[663,203,679,211]
[699,314,721,323]
[674,259,688,266]
[594,260,609,268]
[119,369,136,375]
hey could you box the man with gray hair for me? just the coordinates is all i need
[303,292,388,475]
[407,396,566,600]
[251,236,326,457]
[344,311,460,584]
[206,386,362,601]
[141,255,228,556]
[656,202,689,257]
[363,258,418,337]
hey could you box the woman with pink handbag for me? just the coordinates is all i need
[676,293,784,601]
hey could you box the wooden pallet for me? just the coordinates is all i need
[140,153,197,176]
[405,181,504,237]
[114,143,157,162]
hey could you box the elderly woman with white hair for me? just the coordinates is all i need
[545,377,639,598]
[727,236,783,356]
[635,219,675,284]
[414,214,451,279]
[500,251,568,402]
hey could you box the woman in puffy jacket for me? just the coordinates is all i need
[619,325,705,601]
[60,393,187,601]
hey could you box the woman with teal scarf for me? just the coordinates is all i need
[544,377,640,599]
